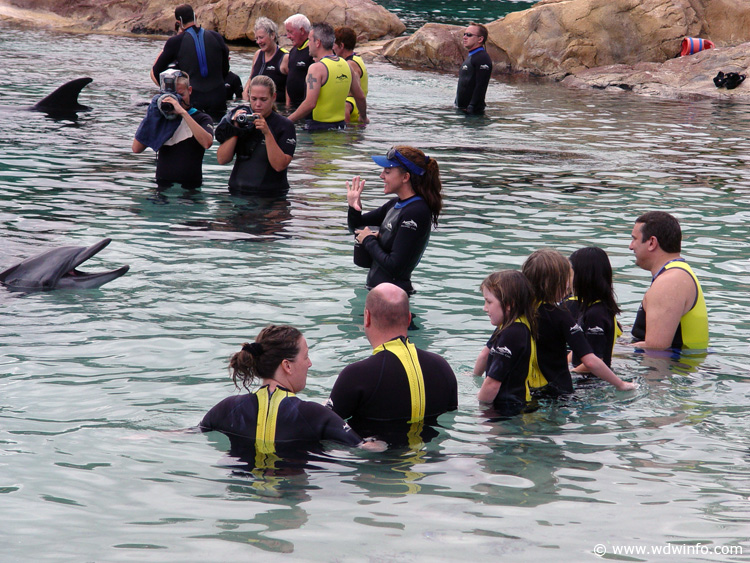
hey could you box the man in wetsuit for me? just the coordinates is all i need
[151,4,229,117]
[629,211,709,349]
[455,22,492,115]
[333,26,368,124]
[281,13,314,109]
[132,72,214,189]
[288,22,352,130]
[326,283,458,428]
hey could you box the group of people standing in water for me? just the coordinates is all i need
[127,5,711,456]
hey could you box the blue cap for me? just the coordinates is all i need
[371,147,427,176]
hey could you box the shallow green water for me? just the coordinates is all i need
[1,24,750,562]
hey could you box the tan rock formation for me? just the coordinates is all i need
[0,0,406,40]
[561,42,750,100]
[382,0,750,78]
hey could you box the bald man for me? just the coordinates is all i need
[326,283,457,426]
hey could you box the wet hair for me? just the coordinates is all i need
[569,247,621,316]
[335,26,357,51]
[176,72,190,89]
[311,22,336,51]
[522,249,572,304]
[468,22,488,45]
[228,325,302,390]
[254,17,278,40]
[284,13,311,33]
[365,286,410,330]
[393,145,442,228]
[481,270,536,336]
[175,4,194,26]
[635,211,681,253]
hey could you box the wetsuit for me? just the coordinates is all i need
[307,56,352,130]
[348,196,431,295]
[535,303,593,395]
[632,259,709,349]
[216,110,297,196]
[225,71,243,100]
[152,26,230,117]
[564,298,620,367]
[345,54,368,122]
[455,46,492,114]
[286,40,314,108]
[484,318,537,415]
[251,47,288,105]
[155,108,214,188]
[326,336,457,424]
[200,385,363,448]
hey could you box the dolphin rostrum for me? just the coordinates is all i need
[0,238,129,291]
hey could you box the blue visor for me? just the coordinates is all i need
[371,147,426,176]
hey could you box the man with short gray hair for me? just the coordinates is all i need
[281,13,314,108]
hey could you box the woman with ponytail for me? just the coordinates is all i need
[200,325,382,450]
[347,145,442,295]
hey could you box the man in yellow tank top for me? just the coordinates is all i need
[334,26,369,124]
[288,22,352,130]
[629,211,709,349]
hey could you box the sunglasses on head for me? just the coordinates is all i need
[386,147,426,177]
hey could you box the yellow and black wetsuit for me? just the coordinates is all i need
[286,40,314,107]
[308,55,351,129]
[327,336,457,424]
[632,259,708,349]
[345,54,368,122]
[200,384,363,449]
[564,298,621,367]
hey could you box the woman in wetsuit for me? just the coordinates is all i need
[244,17,288,105]
[200,325,381,451]
[347,146,442,295]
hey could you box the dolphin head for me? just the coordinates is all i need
[0,238,129,292]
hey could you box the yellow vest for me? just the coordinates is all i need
[372,337,426,423]
[517,316,547,400]
[663,261,709,348]
[312,56,352,123]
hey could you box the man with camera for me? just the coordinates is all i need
[216,75,296,196]
[132,70,214,189]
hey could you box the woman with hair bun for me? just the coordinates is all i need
[347,145,443,295]
[200,325,382,451]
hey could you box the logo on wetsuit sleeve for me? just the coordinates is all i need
[489,345,512,358]
[462,64,469,71]
[480,64,490,70]
[286,138,296,146]
[587,326,605,335]
[570,323,584,335]
[401,220,418,230]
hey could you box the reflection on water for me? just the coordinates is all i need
[1,24,750,560]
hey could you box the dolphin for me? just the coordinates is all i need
[0,238,129,292]
[31,77,93,114]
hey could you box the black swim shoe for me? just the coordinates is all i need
[725,72,746,90]
[713,71,726,87]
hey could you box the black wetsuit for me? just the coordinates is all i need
[225,71,243,100]
[155,108,213,189]
[348,196,432,295]
[535,303,593,395]
[251,47,287,105]
[326,336,457,424]
[152,26,230,116]
[455,47,492,114]
[200,385,363,447]
[564,299,618,367]
[286,40,314,108]
[216,110,297,196]
[485,321,533,414]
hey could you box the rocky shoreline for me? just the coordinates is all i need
[2,0,750,101]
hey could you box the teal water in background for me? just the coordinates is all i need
[374,0,535,30]
[1,21,750,562]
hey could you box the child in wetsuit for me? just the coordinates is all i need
[565,247,622,370]
[474,270,540,415]
[521,249,634,394]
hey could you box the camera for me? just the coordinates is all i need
[235,112,256,128]
[159,69,183,93]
